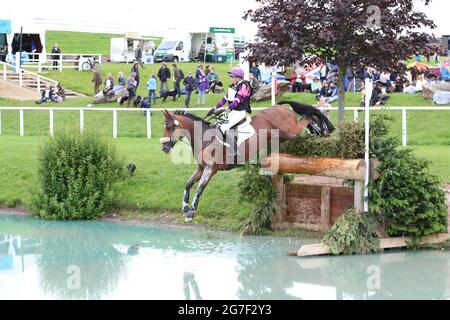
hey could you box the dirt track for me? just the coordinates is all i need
[0,79,40,101]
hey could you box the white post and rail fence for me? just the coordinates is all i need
[9,53,102,72]
[0,106,448,145]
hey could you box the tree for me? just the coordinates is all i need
[244,0,435,123]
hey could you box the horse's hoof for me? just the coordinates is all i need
[182,204,191,214]
[184,209,196,220]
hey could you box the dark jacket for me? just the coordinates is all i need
[135,47,142,59]
[51,47,61,59]
[41,88,54,100]
[173,68,183,82]
[183,76,195,91]
[131,66,140,82]
[249,66,261,80]
[158,67,171,82]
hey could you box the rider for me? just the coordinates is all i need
[214,67,252,156]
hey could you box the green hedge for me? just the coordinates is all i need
[31,129,126,220]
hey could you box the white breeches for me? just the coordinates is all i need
[219,110,246,134]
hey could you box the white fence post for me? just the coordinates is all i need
[19,69,23,87]
[80,109,84,133]
[113,110,118,138]
[2,64,5,80]
[37,77,41,92]
[19,109,24,137]
[49,109,54,137]
[38,54,42,73]
[59,54,63,72]
[402,109,407,147]
[147,110,152,139]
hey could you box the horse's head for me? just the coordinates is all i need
[161,109,185,153]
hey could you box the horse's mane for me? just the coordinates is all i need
[174,110,211,126]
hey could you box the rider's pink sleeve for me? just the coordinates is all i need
[237,84,250,97]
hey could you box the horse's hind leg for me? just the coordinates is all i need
[183,166,204,215]
[185,165,216,221]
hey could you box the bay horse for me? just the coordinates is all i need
[161,101,335,220]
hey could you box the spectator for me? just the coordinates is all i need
[205,65,211,77]
[130,61,140,89]
[441,66,450,81]
[147,73,157,108]
[415,75,425,92]
[317,80,329,100]
[52,83,66,103]
[51,43,61,70]
[415,51,421,62]
[157,62,171,95]
[92,69,102,95]
[291,72,304,92]
[319,63,328,82]
[112,71,125,94]
[195,64,203,92]
[379,71,391,86]
[183,71,195,108]
[172,63,184,100]
[103,73,114,95]
[126,72,137,108]
[311,77,322,94]
[371,82,390,104]
[35,84,53,104]
[324,81,339,103]
[249,62,261,80]
[434,50,440,64]
[0,46,7,62]
[248,73,261,93]
[135,45,144,68]
[207,66,222,93]
[346,65,355,92]
[197,71,209,106]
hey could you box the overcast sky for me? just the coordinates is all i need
[2,0,449,37]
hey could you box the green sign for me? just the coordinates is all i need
[209,27,235,34]
[0,20,11,34]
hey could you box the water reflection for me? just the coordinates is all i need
[1,214,450,300]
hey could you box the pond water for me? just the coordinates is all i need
[1,213,450,300]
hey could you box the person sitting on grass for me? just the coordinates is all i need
[103,73,114,95]
[52,83,66,103]
[111,71,125,94]
[371,81,390,105]
[323,81,339,103]
[35,84,53,105]
[311,77,322,94]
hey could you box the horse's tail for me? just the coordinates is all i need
[278,101,336,136]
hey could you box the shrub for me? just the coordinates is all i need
[369,118,448,240]
[322,210,380,255]
[31,129,126,220]
[238,163,277,235]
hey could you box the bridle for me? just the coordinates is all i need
[160,115,187,148]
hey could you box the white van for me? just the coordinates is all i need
[153,38,191,63]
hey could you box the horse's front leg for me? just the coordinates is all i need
[185,165,216,221]
[182,166,204,215]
